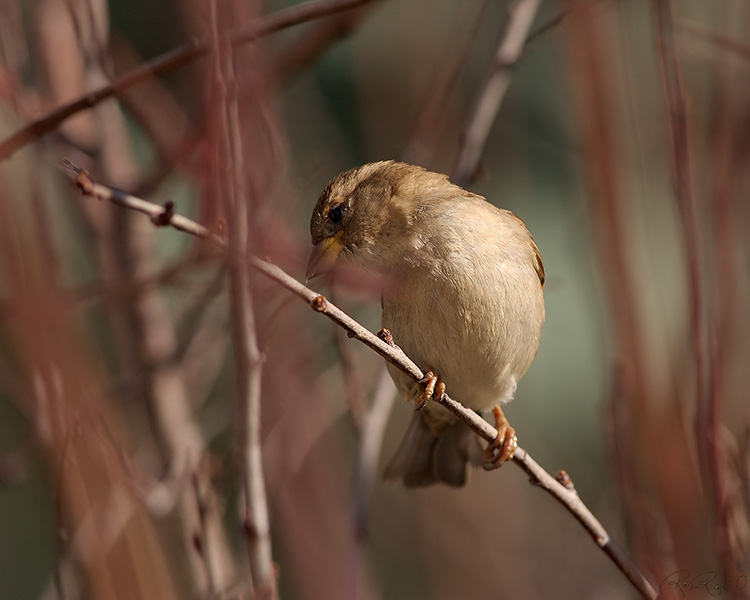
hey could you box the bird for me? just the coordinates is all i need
[306,161,545,487]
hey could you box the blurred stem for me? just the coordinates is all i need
[565,0,660,578]
[328,283,367,431]
[703,1,746,586]
[353,365,395,540]
[677,22,750,61]
[224,123,276,600]
[452,0,541,186]
[653,0,716,539]
[0,0,381,161]
[402,0,488,166]
[265,1,373,82]
[210,2,276,595]
[95,41,238,593]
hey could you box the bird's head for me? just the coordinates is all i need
[306,161,426,280]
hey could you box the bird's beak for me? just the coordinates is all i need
[306,231,344,281]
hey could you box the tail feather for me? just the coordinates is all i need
[383,413,482,487]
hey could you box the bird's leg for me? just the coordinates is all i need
[483,405,518,469]
[415,370,446,411]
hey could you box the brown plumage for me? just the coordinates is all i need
[307,161,545,487]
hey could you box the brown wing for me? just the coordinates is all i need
[531,238,545,288]
[506,210,545,288]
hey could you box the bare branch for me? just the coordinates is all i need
[677,21,750,61]
[401,1,488,166]
[63,159,227,245]
[210,5,277,594]
[353,366,396,540]
[452,0,542,186]
[62,159,658,600]
[328,285,368,431]
[0,0,380,161]
[525,8,570,46]
[654,0,735,587]
[653,0,707,433]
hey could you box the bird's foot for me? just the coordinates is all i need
[377,328,397,346]
[482,405,518,469]
[415,370,446,411]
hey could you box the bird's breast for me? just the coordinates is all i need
[382,258,542,413]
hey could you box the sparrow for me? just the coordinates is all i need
[306,161,545,487]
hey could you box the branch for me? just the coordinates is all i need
[210,7,277,595]
[677,21,750,61]
[452,0,542,186]
[328,285,368,431]
[654,0,734,586]
[61,159,658,600]
[401,1,488,166]
[653,0,707,433]
[0,0,379,161]
[353,366,395,537]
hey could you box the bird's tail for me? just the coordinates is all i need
[383,412,483,487]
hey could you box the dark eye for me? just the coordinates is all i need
[328,204,344,224]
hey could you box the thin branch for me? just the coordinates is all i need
[660,3,749,592]
[62,159,658,600]
[190,467,218,597]
[0,40,202,161]
[401,1,489,166]
[352,366,395,598]
[653,0,715,541]
[353,366,396,541]
[263,1,372,83]
[230,89,277,600]
[525,8,570,47]
[706,9,746,585]
[652,1,707,424]
[565,0,662,580]
[210,5,277,595]
[677,21,750,61]
[0,0,380,161]
[452,0,542,186]
[328,284,368,431]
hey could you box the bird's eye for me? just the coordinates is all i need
[328,204,344,224]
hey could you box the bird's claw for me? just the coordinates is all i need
[416,371,445,411]
[377,328,397,346]
[483,405,517,469]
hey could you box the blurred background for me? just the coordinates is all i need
[0,0,748,598]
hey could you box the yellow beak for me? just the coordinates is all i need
[305,232,344,280]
